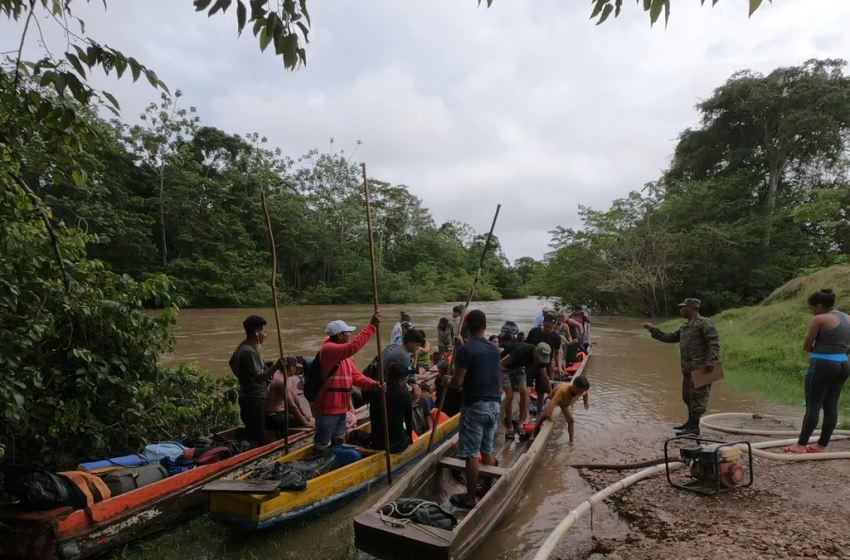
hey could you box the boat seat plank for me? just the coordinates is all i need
[202,479,280,494]
[437,457,508,478]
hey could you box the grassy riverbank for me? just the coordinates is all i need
[660,265,850,415]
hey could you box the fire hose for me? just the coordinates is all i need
[534,415,850,560]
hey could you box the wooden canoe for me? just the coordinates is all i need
[353,353,592,560]
[207,412,460,531]
[0,405,369,560]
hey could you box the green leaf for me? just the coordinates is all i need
[597,3,614,24]
[236,0,247,34]
[299,0,310,26]
[259,28,271,52]
[193,0,213,11]
[649,0,665,25]
[590,0,607,19]
[66,53,86,78]
[129,58,142,82]
[71,169,85,187]
[266,12,279,41]
[643,0,651,10]
[145,69,159,89]
[102,91,120,110]
[209,0,231,16]
[748,0,764,17]
[253,16,266,37]
[115,55,127,78]
[615,0,623,17]
[296,21,309,42]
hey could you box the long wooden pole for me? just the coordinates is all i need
[261,192,289,456]
[427,204,501,453]
[362,163,393,486]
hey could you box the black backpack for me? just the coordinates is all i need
[362,354,380,381]
[303,351,340,402]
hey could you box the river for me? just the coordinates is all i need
[159,298,781,560]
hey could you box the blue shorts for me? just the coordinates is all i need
[314,413,347,450]
[458,400,500,458]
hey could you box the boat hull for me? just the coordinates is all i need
[208,414,460,532]
[0,403,370,560]
[354,353,592,560]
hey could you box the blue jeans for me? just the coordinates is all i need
[458,400,500,458]
[314,413,347,450]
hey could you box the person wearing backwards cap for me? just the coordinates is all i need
[642,298,721,436]
[313,311,384,451]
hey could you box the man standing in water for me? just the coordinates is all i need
[643,298,721,436]
[445,309,500,509]
[230,315,286,448]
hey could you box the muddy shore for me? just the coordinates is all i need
[573,420,850,560]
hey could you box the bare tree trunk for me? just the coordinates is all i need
[764,160,783,247]
[158,171,167,267]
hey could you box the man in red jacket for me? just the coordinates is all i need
[313,311,383,451]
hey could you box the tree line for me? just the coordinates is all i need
[38,90,526,308]
[528,59,850,316]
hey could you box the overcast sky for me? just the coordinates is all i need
[4,0,850,261]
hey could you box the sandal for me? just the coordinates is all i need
[806,445,825,453]
[450,493,476,509]
[782,446,808,454]
[505,429,515,439]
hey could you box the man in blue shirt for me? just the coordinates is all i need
[533,305,551,329]
[445,309,501,509]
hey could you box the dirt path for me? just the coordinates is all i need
[574,422,850,560]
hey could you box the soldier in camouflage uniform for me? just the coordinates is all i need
[642,298,721,436]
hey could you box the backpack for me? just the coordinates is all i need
[3,465,86,512]
[303,351,340,402]
[362,355,380,381]
[104,464,168,496]
[501,321,519,337]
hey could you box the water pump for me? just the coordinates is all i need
[664,436,754,496]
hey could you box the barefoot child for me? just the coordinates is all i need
[533,375,590,442]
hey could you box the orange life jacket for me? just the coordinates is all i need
[60,471,111,506]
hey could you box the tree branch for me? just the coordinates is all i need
[10,172,72,292]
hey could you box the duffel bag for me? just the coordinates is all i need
[104,463,168,496]
[180,446,232,466]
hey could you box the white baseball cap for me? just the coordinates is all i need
[325,320,356,336]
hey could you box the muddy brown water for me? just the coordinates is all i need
[158,298,787,560]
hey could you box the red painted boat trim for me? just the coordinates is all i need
[0,429,311,559]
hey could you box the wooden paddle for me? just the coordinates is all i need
[427,204,501,454]
[261,192,290,456]
[362,163,394,486]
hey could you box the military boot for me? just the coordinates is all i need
[673,418,690,430]
[675,414,701,436]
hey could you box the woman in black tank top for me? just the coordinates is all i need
[785,289,850,454]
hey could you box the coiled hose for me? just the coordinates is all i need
[536,413,850,560]
[572,412,850,469]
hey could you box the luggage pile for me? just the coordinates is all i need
[4,435,249,512]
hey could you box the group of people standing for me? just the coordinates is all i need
[228,303,593,510]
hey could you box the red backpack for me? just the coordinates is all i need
[179,446,232,466]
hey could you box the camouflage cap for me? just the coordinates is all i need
[677,298,701,309]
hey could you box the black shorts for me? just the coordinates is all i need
[265,412,301,434]
[524,367,547,392]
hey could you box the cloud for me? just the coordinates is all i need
[4,0,850,262]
